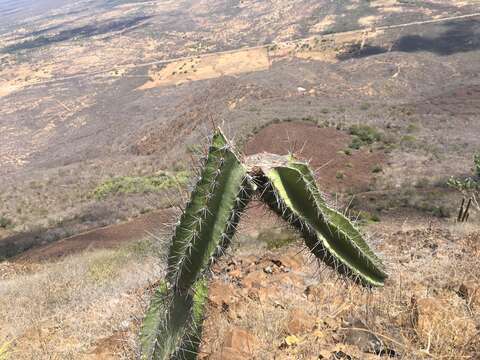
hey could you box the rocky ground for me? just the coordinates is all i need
[2,215,478,359]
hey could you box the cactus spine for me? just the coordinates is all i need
[141,131,387,359]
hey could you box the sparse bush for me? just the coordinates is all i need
[359,102,370,111]
[348,124,381,146]
[0,215,12,229]
[372,165,383,173]
[92,171,189,200]
[258,228,298,250]
[448,153,480,191]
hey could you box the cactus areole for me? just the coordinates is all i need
[140,129,388,360]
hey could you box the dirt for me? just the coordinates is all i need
[14,208,175,263]
[244,122,385,193]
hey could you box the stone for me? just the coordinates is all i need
[209,347,250,360]
[223,328,256,354]
[287,308,312,335]
[208,282,238,308]
[340,317,383,354]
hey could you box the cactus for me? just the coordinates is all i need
[141,130,387,359]
[254,156,387,286]
[166,130,254,293]
[141,130,254,359]
[140,279,208,360]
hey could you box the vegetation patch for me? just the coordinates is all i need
[348,124,382,149]
[92,171,189,200]
[87,238,163,283]
[0,215,13,229]
[257,228,299,250]
[0,342,10,360]
[448,153,480,193]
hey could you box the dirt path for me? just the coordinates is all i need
[14,208,176,263]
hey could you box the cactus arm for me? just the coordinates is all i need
[140,279,208,360]
[288,160,384,267]
[140,282,169,359]
[167,130,254,292]
[261,165,387,287]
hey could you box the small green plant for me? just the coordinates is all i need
[140,130,387,360]
[372,165,383,173]
[92,171,189,200]
[0,216,12,229]
[360,102,370,111]
[336,171,345,180]
[448,153,480,212]
[348,124,382,150]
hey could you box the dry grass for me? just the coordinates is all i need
[201,223,480,359]
[0,238,166,359]
[1,221,479,359]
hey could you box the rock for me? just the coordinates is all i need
[287,308,312,335]
[263,265,273,274]
[277,252,304,271]
[223,328,256,354]
[209,347,251,360]
[242,269,267,289]
[228,268,243,279]
[340,317,383,354]
[208,282,238,308]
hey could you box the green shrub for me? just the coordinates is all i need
[348,125,382,150]
[0,216,12,229]
[360,102,370,111]
[372,165,383,173]
[349,124,381,144]
[448,152,480,192]
[92,171,189,200]
[258,228,298,250]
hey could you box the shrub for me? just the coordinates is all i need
[0,216,12,229]
[349,125,381,144]
[92,171,189,200]
[348,124,382,150]
[372,165,383,173]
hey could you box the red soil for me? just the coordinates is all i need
[244,121,385,193]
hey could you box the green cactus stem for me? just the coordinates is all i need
[140,279,208,360]
[166,130,254,293]
[252,154,387,287]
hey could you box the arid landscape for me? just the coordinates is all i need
[1,0,480,359]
